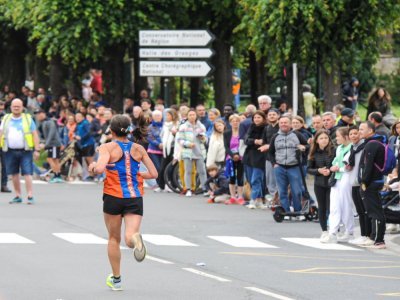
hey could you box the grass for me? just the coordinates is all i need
[357,102,400,122]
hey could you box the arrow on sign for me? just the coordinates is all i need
[139,48,214,59]
[139,30,215,47]
[140,61,213,77]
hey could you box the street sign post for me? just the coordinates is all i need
[139,48,214,59]
[139,30,214,47]
[140,61,213,77]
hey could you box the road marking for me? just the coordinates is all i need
[378,292,400,296]
[67,181,96,185]
[146,255,174,265]
[53,233,108,244]
[244,287,295,300]
[0,233,35,244]
[288,265,400,280]
[282,238,361,251]
[182,268,231,282]
[20,180,48,184]
[208,236,278,248]
[142,234,198,246]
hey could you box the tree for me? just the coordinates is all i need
[239,0,400,111]
[1,0,180,109]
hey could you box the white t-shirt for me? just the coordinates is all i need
[0,115,36,149]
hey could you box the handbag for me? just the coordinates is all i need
[328,172,337,187]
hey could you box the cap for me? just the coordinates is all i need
[268,108,281,115]
[341,108,354,117]
[33,108,45,114]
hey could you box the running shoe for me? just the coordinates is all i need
[185,190,192,197]
[348,236,368,245]
[255,200,267,209]
[49,177,64,183]
[365,242,386,249]
[27,197,35,205]
[236,198,246,205]
[131,233,146,262]
[320,231,329,241]
[224,197,237,205]
[9,196,22,204]
[207,198,215,204]
[320,233,337,244]
[247,200,256,209]
[153,187,162,193]
[337,233,354,243]
[106,274,122,291]
[359,238,375,247]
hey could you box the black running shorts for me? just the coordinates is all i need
[103,194,143,216]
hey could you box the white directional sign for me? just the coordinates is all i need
[140,61,212,77]
[140,48,214,59]
[139,30,214,47]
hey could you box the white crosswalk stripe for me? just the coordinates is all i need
[142,234,198,246]
[52,233,108,244]
[0,233,35,244]
[281,238,362,251]
[208,236,278,248]
[20,180,96,185]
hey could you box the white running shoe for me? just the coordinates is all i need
[359,238,375,247]
[321,233,337,244]
[185,190,192,197]
[131,233,146,262]
[320,231,329,241]
[153,187,162,193]
[349,236,368,246]
[255,200,267,209]
[337,233,354,243]
[247,200,256,209]
[164,186,173,193]
[296,216,306,221]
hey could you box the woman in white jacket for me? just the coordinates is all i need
[206,120,226,168]
[158,109,179,192]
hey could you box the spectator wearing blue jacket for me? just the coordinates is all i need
[147,110,164,191]
[74,112,96,173]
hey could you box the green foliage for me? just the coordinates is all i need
[0,0,181,65]
[238,0,400,76]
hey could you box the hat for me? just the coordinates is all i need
[268,108,281,115]
[341,108,354,117]
[33,108,45,114]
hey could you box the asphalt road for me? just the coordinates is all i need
[0,181,399,300]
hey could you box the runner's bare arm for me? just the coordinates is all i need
[137,145,158,179]
[89,144,110,174]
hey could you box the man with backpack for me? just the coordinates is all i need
[358,121,396,249]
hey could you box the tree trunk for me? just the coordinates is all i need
[103,45,125,112]
[256,57,270,96]
[33,55,49,91]
[249,51,258,106]
[322,64,341,111]
[212,38,232,111]
[132,42,148,101]
[190,78,201,107]
[49,55,68,100]
[0,29,28,91]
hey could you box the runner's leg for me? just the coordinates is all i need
[104,213,122,276]
[124,214,143,248]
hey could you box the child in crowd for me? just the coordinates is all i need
[205,164,230,204]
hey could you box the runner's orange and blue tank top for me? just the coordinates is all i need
[103,141,144,198]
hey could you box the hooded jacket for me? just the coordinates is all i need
[359,134,385,186]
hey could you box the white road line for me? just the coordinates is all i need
[67,181,96,185]
[182,268,231,282]
[208,236,278,248]
[53,233,108,244]
[0,233,35,244]
[20,180,48,185]
[282,238,362,251]
[146,255,174,264]
[244,287,295,300]
[142,234,198,246]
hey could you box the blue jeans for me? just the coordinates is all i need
[274,165,303,212]
[5,149,33,176]
[248,166,264,200]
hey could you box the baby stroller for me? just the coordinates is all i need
[381,191,400,225]
[40,141,77,180]
[272,151,318,222]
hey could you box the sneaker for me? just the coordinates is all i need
[349,236,368,246]
[337,233,354,243]
[203,191,210,197]
[185,190,192,197]
[236,198,246,205]
[164,186,173,193]
[247,200,256,209]
[9,196,22,204]
[153,187,162,193]
[359,238,375,247]
[320,231,329,241]
[207,198,215,204]
[106,274,122,291]
[27,197,35,205]
[386,224,398,234]
[131,232,146,262]
[365,242,386,249]
[49,177,64,183]
[224,197,237,205]
[255,200,267,209]
[284,216,291,221]
[320,233,337,244]
[296,215,306,221]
